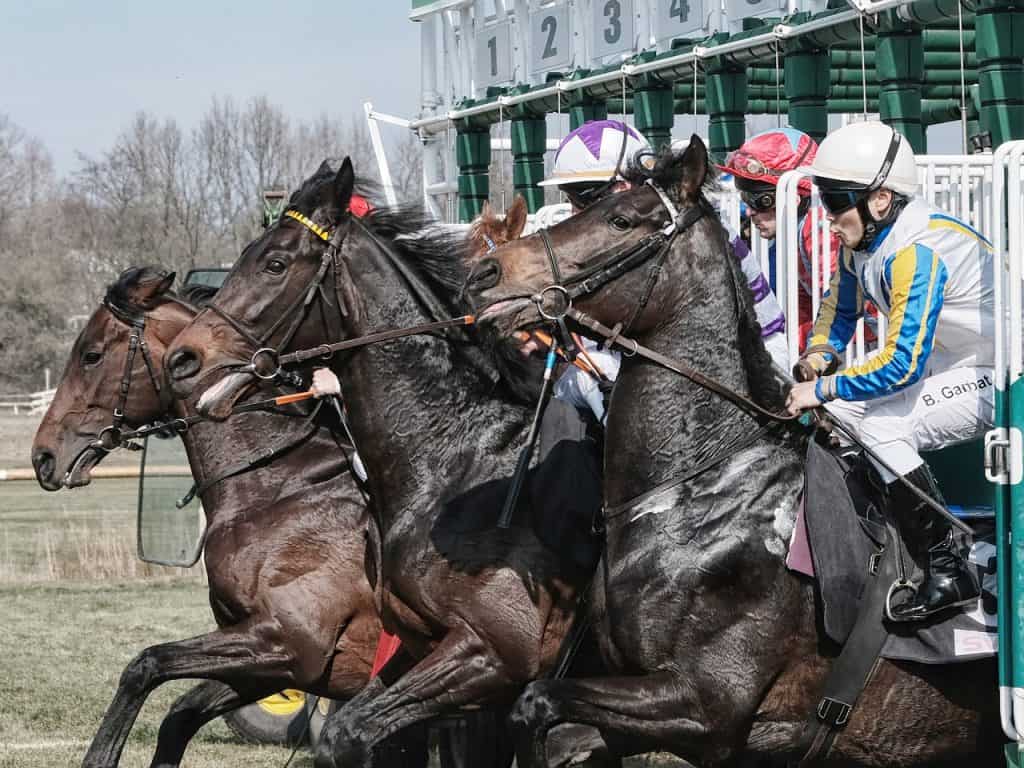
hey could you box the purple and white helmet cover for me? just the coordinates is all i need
[539,120,650,187]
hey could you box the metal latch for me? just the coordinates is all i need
[985,427,1023,485]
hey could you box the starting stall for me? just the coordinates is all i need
[394,0,1024,761]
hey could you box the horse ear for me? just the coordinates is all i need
[677,134,709,202]
[505,196,527,240]
[334,157,355,214]
[134,270,176,308]
[479,200,493,222]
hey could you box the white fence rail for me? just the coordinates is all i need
[0,388,55,416]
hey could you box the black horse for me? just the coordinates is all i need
[468,137,1001,766]
[164,159,612,768]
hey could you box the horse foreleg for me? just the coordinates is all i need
[316,627,514,768]
[509,673,709,768]
[81,624,297,768]
[147,680,269,768]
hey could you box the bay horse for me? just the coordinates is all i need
[466,137,1002,766]
[31,266,431,768]
[164,159,613,768]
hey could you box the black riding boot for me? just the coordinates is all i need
[887,464,980,622]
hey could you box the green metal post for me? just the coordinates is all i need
[706,59,748,161]
[569,93,608,130]
[633,75,675,149]
[975,0,1024,146]
[876,14,926,152]
[455,125,491,223]
[784,43,831,142]
[510,115,546,213]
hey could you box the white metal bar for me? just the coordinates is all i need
[364,103,399,207]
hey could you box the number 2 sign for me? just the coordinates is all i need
[590,0,635,60]
[529,3,571,75]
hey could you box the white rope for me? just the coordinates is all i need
[775,42,782,127]
[957,0,969,153]
[446,119,454,223]
[693,61,699,130]
[859,13,868,119]
[498,102,506,213]
[622,72,628,125]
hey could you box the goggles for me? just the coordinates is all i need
[562,182,614,210]
[818,188,863,215]
[739,188,776,213]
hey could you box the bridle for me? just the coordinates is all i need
[197,208,477,385]
[93,299,172,452]
[532,179,708,344]
[199,209,340,384]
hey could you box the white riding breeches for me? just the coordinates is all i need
[825,366,995,483]
[763,332,791,374]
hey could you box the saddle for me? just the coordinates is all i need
[791,439,997,765]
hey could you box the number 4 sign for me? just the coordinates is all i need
[655,0,706,41]
[529,3,571,75]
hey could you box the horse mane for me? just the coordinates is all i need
[362,205,470,303]
[626,147,787,410]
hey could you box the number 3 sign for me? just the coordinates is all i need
[591,0,635,60]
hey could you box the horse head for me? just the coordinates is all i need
[166,158,360,419]
[31,266,193,490]
[468,136,721,339]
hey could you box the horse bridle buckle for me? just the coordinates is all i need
[532,285,572,322]
[250,347,282,380]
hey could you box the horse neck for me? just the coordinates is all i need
[175,407,352,526]
[332,247,529,531]
[603,250,774,509]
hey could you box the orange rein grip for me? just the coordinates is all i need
[513,330,596,376]
[273,390,318,405]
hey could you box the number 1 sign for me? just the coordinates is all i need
[476,20,513,89]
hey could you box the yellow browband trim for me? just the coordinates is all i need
[283,209,331,241]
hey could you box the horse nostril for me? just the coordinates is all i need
[469,258,502,291]
[168,347,201,381]
[32,448,56,485]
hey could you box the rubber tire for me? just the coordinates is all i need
[223,689,309,747]
[437,711,514,768]
[305,695,336,752]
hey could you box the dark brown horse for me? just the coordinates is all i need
[31,267,424,768]
[467,138,1002,766]
[164,160,612,768]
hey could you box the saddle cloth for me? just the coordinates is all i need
[788,439,997,664]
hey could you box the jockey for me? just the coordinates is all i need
[719,127,841,349]
[536,120,790,421]
[535,119,650,423]
[786,121,988,621]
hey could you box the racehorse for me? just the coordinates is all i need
[31,266,432,768]
[466,137,1002,766]
[163,159,613,768]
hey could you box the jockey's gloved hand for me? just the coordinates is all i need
[311,367,341,398]
[793,345,840,383]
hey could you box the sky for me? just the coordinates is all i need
[2,1,963,178]
[2,1,424,175]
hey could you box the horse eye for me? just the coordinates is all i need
[81,351,103,367]
[609,215,633,231]
[265,258,287,275]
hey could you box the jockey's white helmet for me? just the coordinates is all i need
[806,121,918,197]
[539,120,651,187]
